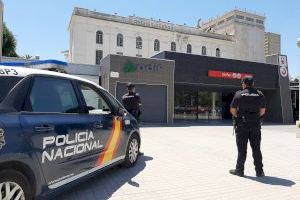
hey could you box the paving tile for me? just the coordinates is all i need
[58,125,300,200]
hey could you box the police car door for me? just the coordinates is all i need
[78,82,122,169]
[20,76,95,189]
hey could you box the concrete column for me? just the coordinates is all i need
[211,92,217,117]
[296,90,298,106]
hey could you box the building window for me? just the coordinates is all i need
[117,33,123,47]
[136,36,142,49]
[187,44,192,54]
[216,48,221,58]
[96,31,103,44]
[256,19,264,25]
[246,17,254,22]
[202,46,206,55]
[171,42,176,51]
[154,39,160,51]
[95,50,103,65]
[236,15,244,20]
[226,15,234,21]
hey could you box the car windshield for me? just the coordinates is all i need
[0,76,24,103]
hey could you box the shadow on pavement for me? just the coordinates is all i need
[140,120,290,128]
[141,120,233,128]
[244,175,296,187]
[59,155,153,200]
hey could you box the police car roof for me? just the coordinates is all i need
[0,66,104,90]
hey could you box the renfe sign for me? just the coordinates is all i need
[208,70,253,80]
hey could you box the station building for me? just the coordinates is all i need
[62,7,293,124]
[0,54,293,124]
[100,52,293,124]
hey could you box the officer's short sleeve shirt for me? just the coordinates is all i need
[230,88,266,110]
[258,91,266,108]
[122,92,141,111]
[230,91,241,108]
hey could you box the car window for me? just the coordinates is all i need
[0,76,23,103]
[80,84,111,115]
[103,90,122,111]
[30,77,80,113]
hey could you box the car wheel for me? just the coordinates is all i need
[0,169,32,200]
[122,134,140,168]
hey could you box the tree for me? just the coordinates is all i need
[2,22,18,57]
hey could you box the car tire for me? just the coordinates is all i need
[121,134,140,168]
[0,169,33,200]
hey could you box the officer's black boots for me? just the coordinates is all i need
[229,169,244,177]
[256,170,265,177]
[229,169,265,177]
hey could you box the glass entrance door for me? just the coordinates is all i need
[198,91,222,119]
[174,89,197,120]
[174,87,222,120]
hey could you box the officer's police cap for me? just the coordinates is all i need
[241,76,254,85]
[126,83,135,88]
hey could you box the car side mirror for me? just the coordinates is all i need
[86,106,95,111]
[117,108,126,116]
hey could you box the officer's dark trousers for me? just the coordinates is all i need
[235,125,263,173]
[129,109,141,124]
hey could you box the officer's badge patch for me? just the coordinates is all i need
[0,130,5,150]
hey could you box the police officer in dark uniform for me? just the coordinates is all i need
[122,83,143,156]
[122,83,142,123]
[229,76,266,177]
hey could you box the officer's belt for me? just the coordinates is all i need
[237,112,260,123]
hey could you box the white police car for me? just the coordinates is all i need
[0,66,141,199]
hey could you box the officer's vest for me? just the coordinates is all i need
[237,89,261,125]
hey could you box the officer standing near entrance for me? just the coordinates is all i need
[122,83,143,155]
[122,83,142,123]
[229,76,266,177]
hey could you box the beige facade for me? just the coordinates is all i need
[201,9,266,63]
[67,8,268,65]
[265,32,281,56]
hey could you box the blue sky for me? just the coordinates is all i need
[3,0,300,78]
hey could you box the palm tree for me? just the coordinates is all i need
[2,23,18,57]
[23,54,32,60]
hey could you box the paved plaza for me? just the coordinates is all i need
[59,124,300,200]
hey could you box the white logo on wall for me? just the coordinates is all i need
[278,55,288,78]
[280,66,288,77]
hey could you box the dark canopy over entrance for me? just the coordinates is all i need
[153,51,293,123]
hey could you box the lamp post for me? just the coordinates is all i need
[297,37,300,138]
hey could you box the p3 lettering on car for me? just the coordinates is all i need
[0,67,18,76]
[42,130,103,163]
